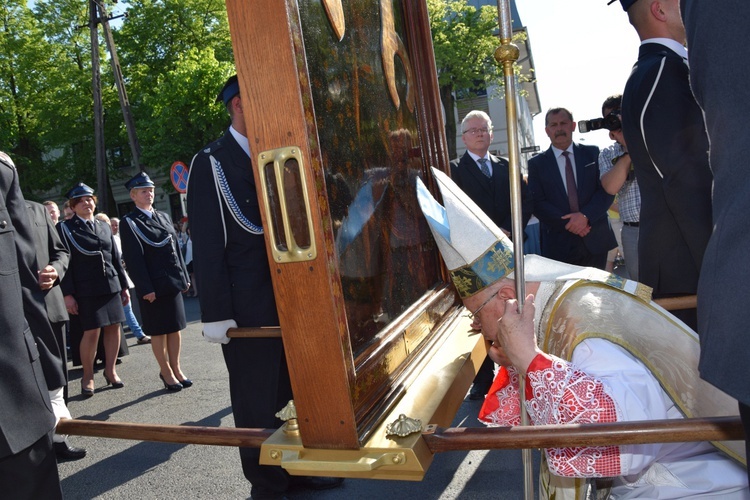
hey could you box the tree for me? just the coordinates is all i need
[0,0,58,191]
[427,0,525,159]
[111,0,234,187]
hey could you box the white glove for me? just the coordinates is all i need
[202,319,237,344]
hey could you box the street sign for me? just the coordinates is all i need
[170,161,189,193]
[520,146,540,154]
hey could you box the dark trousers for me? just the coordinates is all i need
[222,337,293,497]
[740,402,750,485]
[0,432,61,500]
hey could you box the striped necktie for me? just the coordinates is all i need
[477,158,491,178]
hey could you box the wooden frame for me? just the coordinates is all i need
[225,0,474,450]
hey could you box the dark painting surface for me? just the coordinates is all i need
[298,0,441,357]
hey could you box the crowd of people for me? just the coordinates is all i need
[1,1,748,498]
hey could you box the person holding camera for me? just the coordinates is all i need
[591,94,640,281]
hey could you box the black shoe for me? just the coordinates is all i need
[290,476,345,491]
[80,381,94,398]
[54,441,87,461]
[103,373,124,389]
[159,373,183,392]
[468,383,491,400]
[177,378,193,388]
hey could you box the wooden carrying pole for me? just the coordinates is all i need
[56,420,273,448]
[422,417,745,452]
[56,416,743,451]
[222,296,697,339]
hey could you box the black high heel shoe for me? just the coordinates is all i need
[177,378,193,388]
[159,373,183,392]
[80,381,94,398]
[103,373,124,389]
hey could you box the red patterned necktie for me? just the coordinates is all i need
[562,151,579,212]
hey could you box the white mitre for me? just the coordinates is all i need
[416,167,651,301]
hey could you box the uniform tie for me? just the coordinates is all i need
[86,220,95,232]
[562,151,579,212]
[477,157,491,178]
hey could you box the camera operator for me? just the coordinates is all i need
[581,95,640,281]
[599,94,641,281]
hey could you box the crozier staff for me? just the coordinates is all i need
[58,183,129,397]
[119,172,192,392]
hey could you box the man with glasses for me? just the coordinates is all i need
[417,167,748,499]
[450,110,533,400]
[528,108,616,270]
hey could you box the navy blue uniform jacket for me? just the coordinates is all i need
[58,216,128,298]
[622,42,712,297]
[120,209,189,298]
[0,155,55,458]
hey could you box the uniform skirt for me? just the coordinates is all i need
[137,291,186,336]
[77,292,126,331]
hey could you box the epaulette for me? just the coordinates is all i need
[202,137,226,155]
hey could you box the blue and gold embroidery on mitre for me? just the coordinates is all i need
[449,240,515,298]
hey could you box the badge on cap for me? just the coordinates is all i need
[125,171,155,191]
[65,182,95,200]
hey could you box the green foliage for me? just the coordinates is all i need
[0,0,233,200]
[427,0,530,158]
[428,0,503,95]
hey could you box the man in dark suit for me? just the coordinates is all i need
[450,110,533,238]
[683,0,750,480]
[0,151,62,498]
[450,109,533,400]
[620,0,712,330]
[528,108,616,270]
[187,75,342,500]
[27,200,86,460]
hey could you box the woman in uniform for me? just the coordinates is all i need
[119,172,192,392]
[58,183,129,396]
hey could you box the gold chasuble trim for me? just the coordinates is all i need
[449,240,514,298]
[540,281,746,466]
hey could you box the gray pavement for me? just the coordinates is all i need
[58,296,539,499]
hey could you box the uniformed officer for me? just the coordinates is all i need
[186,75,343,499]
[120,171,191,392]
[0,151,62,498]
[58,183,129,396]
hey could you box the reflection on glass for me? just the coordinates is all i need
[300,0,441,357]
[282,159,311,250]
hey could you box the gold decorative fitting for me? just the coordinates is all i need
[275,400,297,421]
[494,43,519,64]
[276,400,300,435]
[385,414,422,438]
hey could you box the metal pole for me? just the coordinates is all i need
[90,0,108,214]
[96,0,142,170]
[494,1,532,498]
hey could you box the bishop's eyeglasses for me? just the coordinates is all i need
[467,290,499,320]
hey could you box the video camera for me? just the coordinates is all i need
[578,109,621,133]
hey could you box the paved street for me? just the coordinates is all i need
[58,296,539,499]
